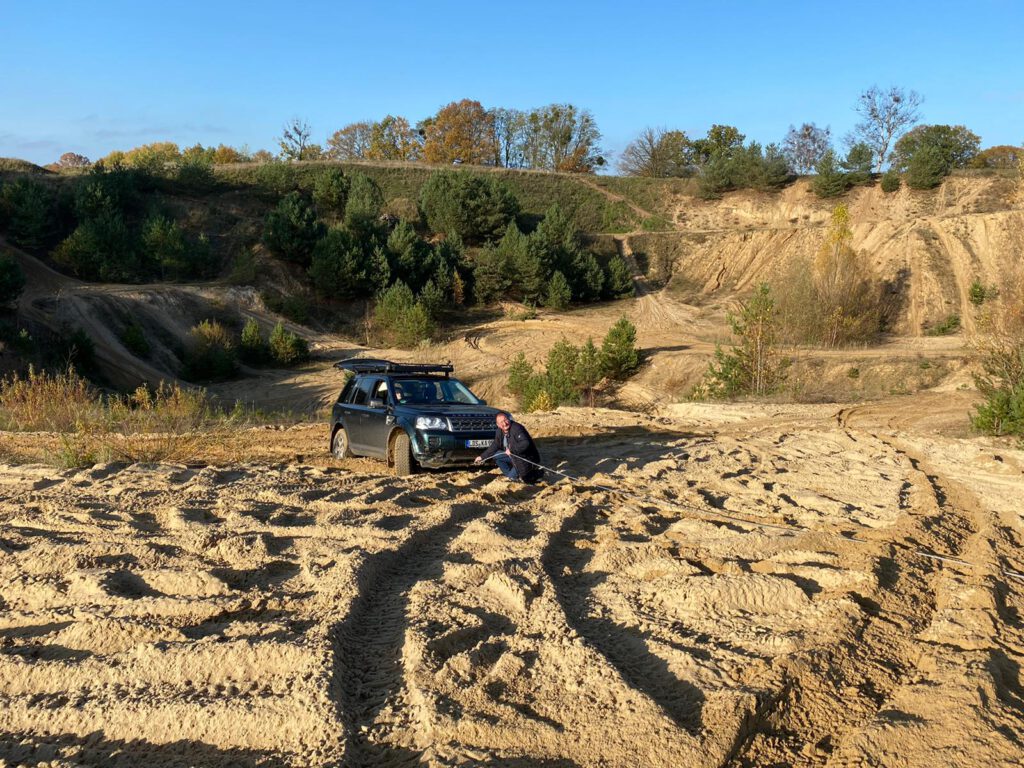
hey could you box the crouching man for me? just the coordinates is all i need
[474,412,544,483]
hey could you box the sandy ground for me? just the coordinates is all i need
[1,398,1023,767]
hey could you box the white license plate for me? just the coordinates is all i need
[465,439,490,448]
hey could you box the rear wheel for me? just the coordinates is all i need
[392,432,413,476]
[331,426,353,459]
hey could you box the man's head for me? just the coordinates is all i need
[496,412,512,433]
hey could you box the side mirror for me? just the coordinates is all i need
[369,397,386,409]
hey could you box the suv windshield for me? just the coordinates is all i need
[393,378,481,405]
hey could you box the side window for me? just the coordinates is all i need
[338,379,355,404]
[373,380,390,403]
[350,377,374,406]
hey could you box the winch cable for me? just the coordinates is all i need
[479,450,1024,584]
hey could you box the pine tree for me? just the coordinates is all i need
[545,270,572,309]
[507,352,534,398]
[545,338,580,405]
[812,150,849,198]
[701,284,785,397]
[239,319,268,364]
[574,338,602,407]
[603,255,635,299]
[600,316,640,380]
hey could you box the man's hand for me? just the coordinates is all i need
[473,456,483,465]
[505,448,512,456]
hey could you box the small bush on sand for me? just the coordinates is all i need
[268,321,310,366]
[697,284,787,399]
[972,273,1024,437]
[183,319,237,381]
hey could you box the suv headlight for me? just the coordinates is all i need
[415,416,448,430]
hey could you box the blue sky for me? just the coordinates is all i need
[2,0,1022,167]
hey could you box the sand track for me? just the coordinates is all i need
[1,405,1023,766]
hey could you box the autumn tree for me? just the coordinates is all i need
[420,100,496,165]
[367,116,421,162]
[278,117,314,161]
[970,145,1022,169]
[524,104,604,172]
[618,128,692,177]
[327,121,373,161]
[212,144,247,164]
[776,205,887,346]
[849,86,923,172]
[56,152,91,169]
[782,123,831,174]
[119,142,181,174]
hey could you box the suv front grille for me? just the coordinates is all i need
[447,414,495,433]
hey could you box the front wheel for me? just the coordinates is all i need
[392,432,413,476]
[331,426,353,459]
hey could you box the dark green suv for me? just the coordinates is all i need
[329,359,501,475]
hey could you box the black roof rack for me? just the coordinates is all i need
[334,358,454,377]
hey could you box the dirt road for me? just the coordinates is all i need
[1,401,1021,767]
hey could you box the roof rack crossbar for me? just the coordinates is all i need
[334,358,454,377]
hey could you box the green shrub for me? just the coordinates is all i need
[141,214,213,280]
[0,178,57,248]
[0,253,26,304]
[545,270,571,310]
[419,171,519,243]
[374,280,434,347]
[54,209,140,281]
[255,162,298,195]
[312,168,349,216]
[972,385,1024,437]
[120,321,150,358]
[841,143,874,186]
[600,316,640,380]
[263,192,324,265]
[880,169,901,193]
[906,144,949,190]
[344,171,384,231]
[603,255,635,299]
[183,319,237,381]
[309,227,370,298]
[418,279,447,319]
[969,280,998,306]
[268,321,309,365]
[176,156,215,190]
[812,150,849,198]
[926,314,961,336]
[238,319,269,364]
[472,244,512,305]
[698,284,785,398]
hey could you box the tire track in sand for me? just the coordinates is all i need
[726,427,976,765]
[541,502,707,735]
[330,492,495,766]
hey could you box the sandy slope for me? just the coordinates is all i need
[1,402,1022,767]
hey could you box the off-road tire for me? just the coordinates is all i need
[392,432,413,476]
[332,427,353,459]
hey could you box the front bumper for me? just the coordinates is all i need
[412,430,493,469]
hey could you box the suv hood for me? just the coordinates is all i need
[396,403,501,416]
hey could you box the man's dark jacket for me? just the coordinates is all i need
[483,422,543,482]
